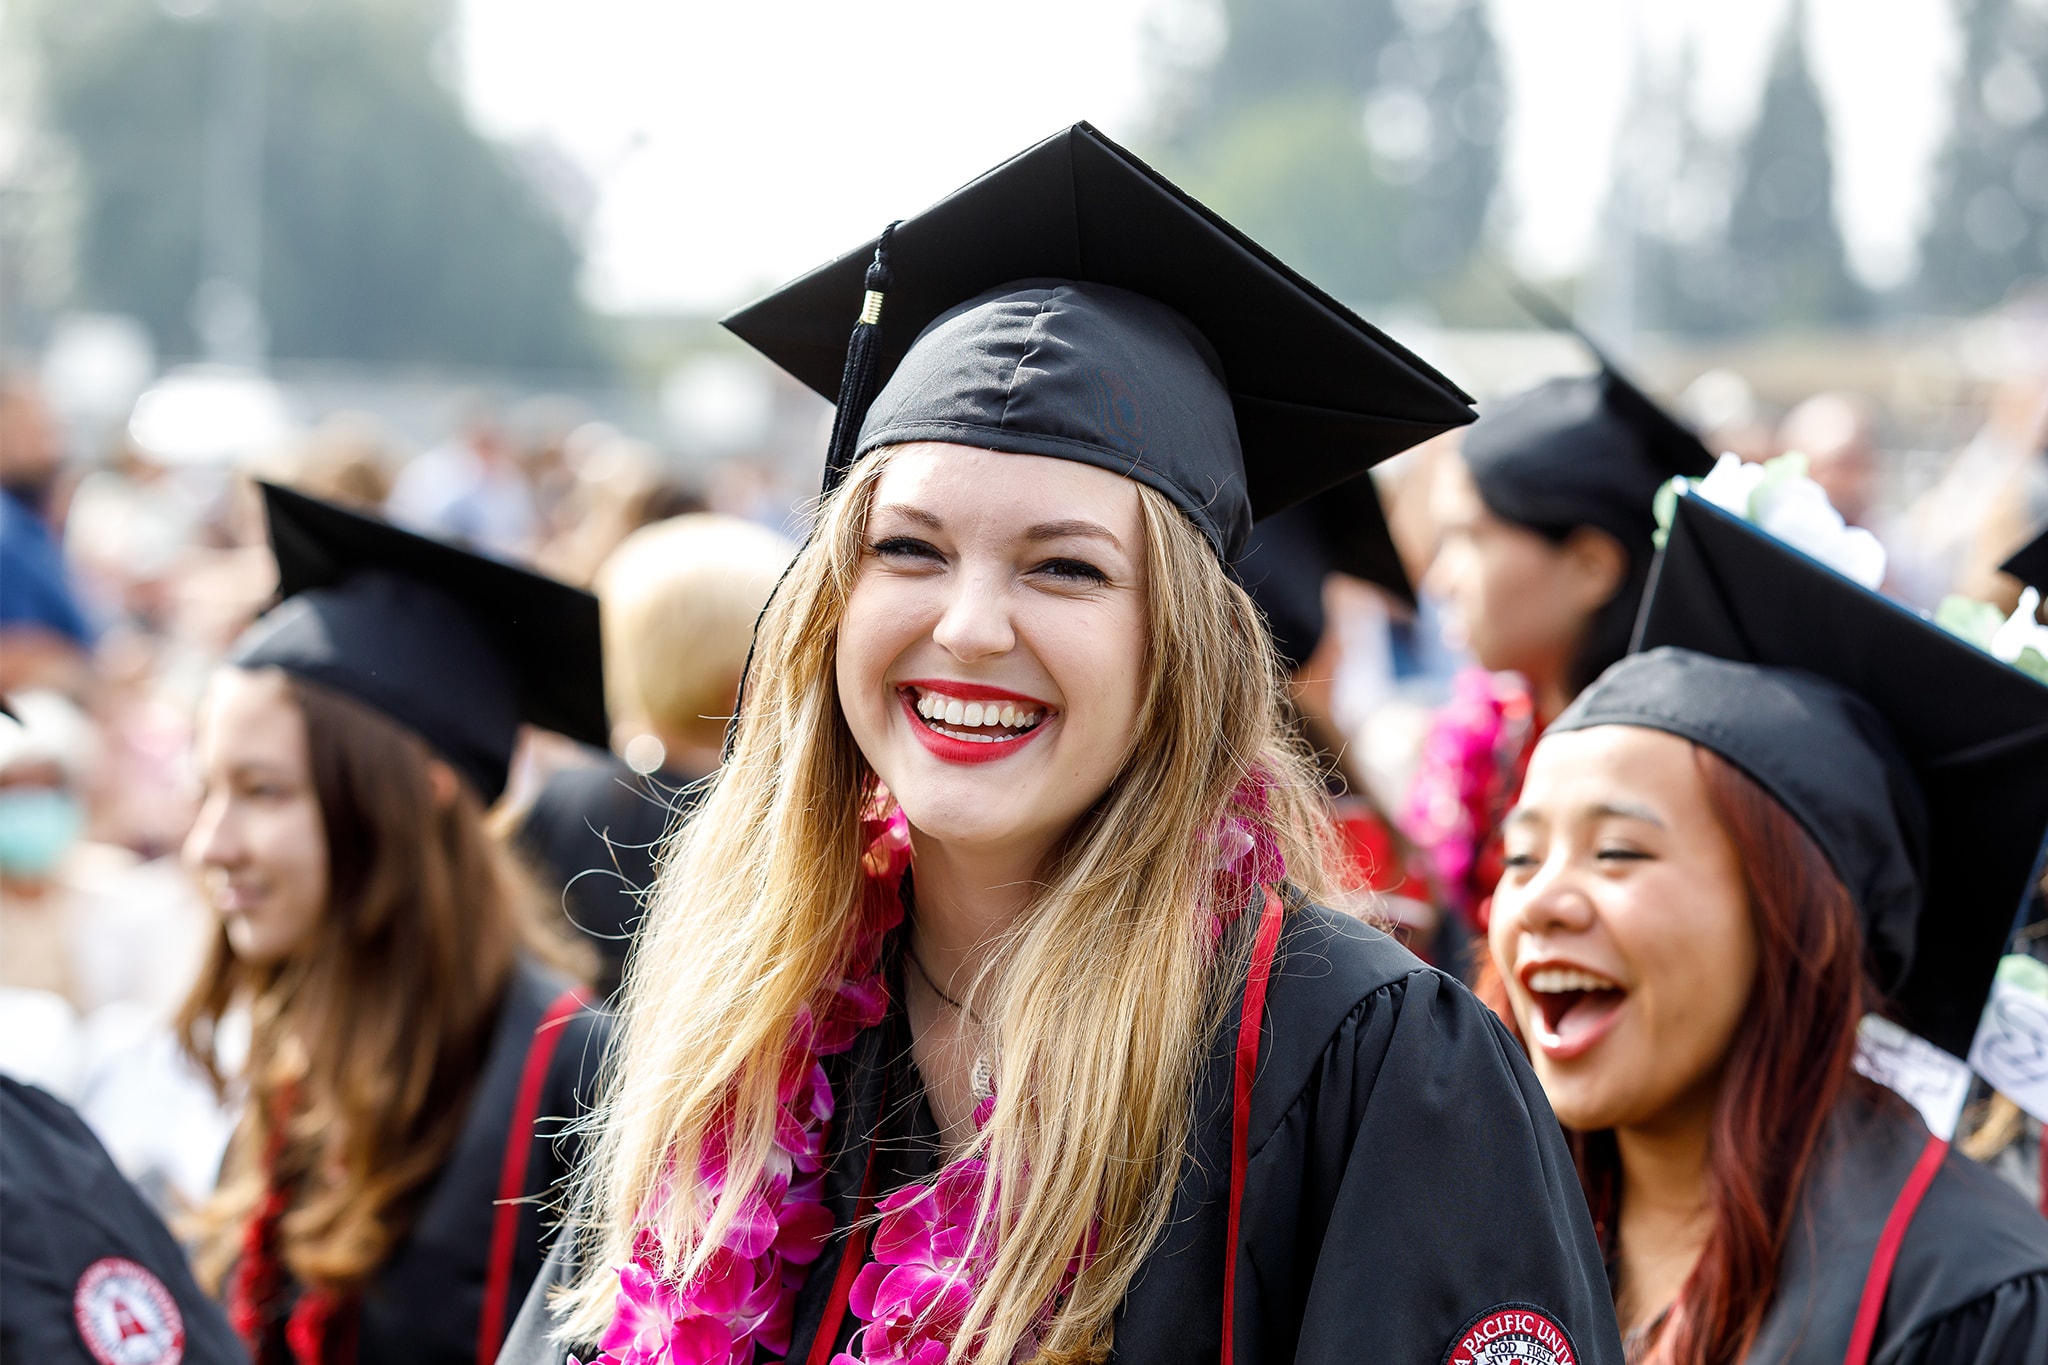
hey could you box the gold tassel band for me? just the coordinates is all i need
[859,290,885,326]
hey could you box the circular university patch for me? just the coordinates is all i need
[73,1257,185,1365]
[1441,1303,1578,1365]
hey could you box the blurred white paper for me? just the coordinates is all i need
[1854,1013,1971,1139]
[1969,955,2048,1125]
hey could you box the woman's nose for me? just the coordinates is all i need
[1506,856,1597,937]
[930,569,1016,662]
[184,794,239,871]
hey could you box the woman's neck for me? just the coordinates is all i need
[1611,1093,1718,1336]
[904,832,1048,990]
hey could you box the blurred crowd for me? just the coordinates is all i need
[1,316,2044,1219]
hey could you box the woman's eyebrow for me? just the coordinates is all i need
[872,504,943,530]
[1025,519,1121,547]
[1590,800,1665,827]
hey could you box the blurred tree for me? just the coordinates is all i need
[1916,0,2048,313]
[1153,0,1504,310]
[29,0,606,372]
[1714,0,1866,331]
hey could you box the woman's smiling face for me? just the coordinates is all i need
[1487,724,1759,1133]
[836,443,1150,864]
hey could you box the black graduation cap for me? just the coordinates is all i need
[722,122,1475,563]
[2002,522,2048,591]
[1462,291,1715,564]
[1552,491,2048,1059]
[228,482,606,803]
[1239,475,1414,670]
[1,1077,247,1364]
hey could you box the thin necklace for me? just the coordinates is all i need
[906,945,978,1020]
[905,946,994,1100]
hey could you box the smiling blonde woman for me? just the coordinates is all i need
[504,124,1620,1365]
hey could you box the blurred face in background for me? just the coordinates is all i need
[836,444,1149,868]
[1423,453,1621,690]
[185,668,329,964]
[1488,725,1758,1134]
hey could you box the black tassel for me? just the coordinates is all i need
[821,221,898,493]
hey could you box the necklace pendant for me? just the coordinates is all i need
[971,1056,994,1100]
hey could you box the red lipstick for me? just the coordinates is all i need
[896,681,1054,767]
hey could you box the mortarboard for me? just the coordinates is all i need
[1239,475,1414,671]
[1551,491,2048,1059]
[2001,522,2048,591]
[1462,292,1716,564]
[722,122,1475,564]
[228,483,607,803]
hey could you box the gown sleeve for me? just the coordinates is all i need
[1243,965,1622,1365]
[1876,1273,2048,1365]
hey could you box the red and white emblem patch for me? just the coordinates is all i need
[1442,1303,1578,1365]
[72,1257,185,1365]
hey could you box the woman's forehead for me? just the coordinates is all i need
[869,444,1143,537]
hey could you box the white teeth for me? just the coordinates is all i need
[1527,968,1622,995]
[908,688,1047,734]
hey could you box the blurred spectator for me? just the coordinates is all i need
[533,426,704,586]
[1679,367,1777,463]
[1898,374,2048,610]
[274,411,397,510]
[517,513,793,994]
[1779,391,1881,528]
[0,375,92,693]
[385,392,537,558]
[0,690,211,1021]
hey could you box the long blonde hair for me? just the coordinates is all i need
[559,446,1334,1362]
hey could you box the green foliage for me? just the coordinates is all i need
[1712,3,1865,331]
[1156,0,1503,308]
[31,0,605,371]
[1915,0,2048,312]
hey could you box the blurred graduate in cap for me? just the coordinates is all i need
[504,124,1621,1365]
[1484,477,2048,1364]
[174,485,611,1365]
[1235,484,1438,955]
[1406,306,1717,948]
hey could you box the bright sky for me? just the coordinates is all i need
[458,0,1959,315]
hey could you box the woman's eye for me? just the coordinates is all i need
[1500,851,1539,871]
[1033,557,1108,584]
[870,536,943,563]
[1595,846,1650,863]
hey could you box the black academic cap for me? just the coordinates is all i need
[1240,475,1414,670]
[1553,492,2048,1059]
[2001,522,2048,591]
[722,121,1474,563]
[228,483,606,803]
[0,1077,247,1364]
[1463,292,1715,565]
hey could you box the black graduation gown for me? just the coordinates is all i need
[240,959,608,1365]
[1744,1087,2048,1365]
[2,1077,249,1365]
[501,904,1622,1365]
[517,759,699,998]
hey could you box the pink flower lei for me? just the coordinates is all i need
[581,780,1282,1365]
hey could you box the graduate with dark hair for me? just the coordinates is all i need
[1406,317,1718,942]
[1485,485,2048,1363]
[177,486,610,1365]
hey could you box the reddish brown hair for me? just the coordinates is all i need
[178,675,584,1297]
[1480,744,1875,1365]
